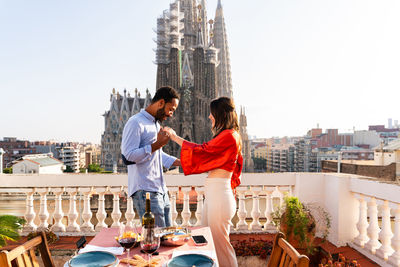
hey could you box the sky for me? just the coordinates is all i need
[1,0,399,144]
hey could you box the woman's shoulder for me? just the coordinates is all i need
[218,129,240,143]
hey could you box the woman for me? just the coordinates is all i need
[164,97,243,267]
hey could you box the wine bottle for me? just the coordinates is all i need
[142,192,155,228]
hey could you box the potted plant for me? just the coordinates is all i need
[0,215,26,248]
[27,228,59,244]
[272,196,331,255]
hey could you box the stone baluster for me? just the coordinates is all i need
[275,186,284,208]
[66,187,80,232]
[37,188,49,231]
[354,195,369,247]
[111,187,123,228]
[263,187,276,231]
[376,200,394,260]
[195,188,204,226]
[181,187,192,227]
[250,187,262,231]
[389,203,400,266]
[22,188,37,234]
[364,197,382,253]
[95,187,108,231]
[169,188,178,226]
[80,187,95,233]
[288,185,294,197]
[124,187,136,227]
[50,187,66,232]
[236,187,248,230]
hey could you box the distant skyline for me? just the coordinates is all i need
[1,0,399,144]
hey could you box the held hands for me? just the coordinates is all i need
[163,127,177,142]
[163,127,183,146]
[157,128,170,146]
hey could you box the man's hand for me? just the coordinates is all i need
[151,128,170,152]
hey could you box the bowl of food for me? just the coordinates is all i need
[159,227,191,247]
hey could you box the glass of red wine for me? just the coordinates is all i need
[140,227,160,266]
[117,225,137,267]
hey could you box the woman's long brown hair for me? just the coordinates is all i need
[210,97,240,137]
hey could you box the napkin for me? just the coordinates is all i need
[78,244,124,255]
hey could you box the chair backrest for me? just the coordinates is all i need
[267,232,310,267]
[0,231,55,267]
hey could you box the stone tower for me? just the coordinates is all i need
[213,0,233,98]
[239,106,254,172]
[154,0,219,156]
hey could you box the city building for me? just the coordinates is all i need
[266,144,294,173]
[57,145,80,173]
[31,141,61,159]
[83,144,101,168]
[12,154,64,174]
[374,138,400,166]
[253,143,267,159]
[340,146,374,161]
[314,129,353,149]
[0,137,36,169]
[353,130,381,149]
[316,149,339,172]
[369,125,400,145]
[321,139,400,181]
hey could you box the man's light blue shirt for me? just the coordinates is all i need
[121,109,176,197]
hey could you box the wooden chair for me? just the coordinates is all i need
[0,231,55,267]
[267,232,310,267]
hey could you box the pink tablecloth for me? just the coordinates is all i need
[89,226,217,266]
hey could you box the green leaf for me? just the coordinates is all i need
[0,215,26,248]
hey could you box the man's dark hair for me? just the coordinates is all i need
[151,86,180,104]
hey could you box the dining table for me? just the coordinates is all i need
[66,226,218,267]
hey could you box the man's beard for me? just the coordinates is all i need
[155,106,166,122]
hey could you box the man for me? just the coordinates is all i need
[121,86,180,227]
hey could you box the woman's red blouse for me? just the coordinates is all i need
[180,129,243,190]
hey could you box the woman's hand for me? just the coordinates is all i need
[163,126,184,146]
[163,127,177,141]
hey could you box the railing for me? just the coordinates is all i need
[350,177,400,266]
[0,172,399,266]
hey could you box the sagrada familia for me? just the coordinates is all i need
[101,0,253,173]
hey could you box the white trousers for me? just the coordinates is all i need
[202,178,238,267]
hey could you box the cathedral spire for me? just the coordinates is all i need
[239,106,254,172]
[208,19,214,47]
[213,0,233,98]
[200,0,208,46]
[196,4,204,47]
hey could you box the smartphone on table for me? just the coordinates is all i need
[192,235,208,246]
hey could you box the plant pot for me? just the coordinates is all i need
[279,210,316,253]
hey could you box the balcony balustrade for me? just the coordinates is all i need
[0,173,399,266]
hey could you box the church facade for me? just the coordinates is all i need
[101,89,151,172]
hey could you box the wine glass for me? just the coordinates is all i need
[117,225,137,267]
[140,227,160,266]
